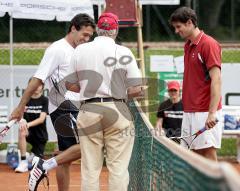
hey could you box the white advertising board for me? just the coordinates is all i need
[0,65,57,142]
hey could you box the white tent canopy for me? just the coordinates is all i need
[139,0,180,5]
[0,0,94,21]
[0,11,5,17]
[90,0,180,18]
[0,0,180,20]
[91,0,180,6]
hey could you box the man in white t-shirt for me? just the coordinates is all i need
[10,13,95,191]
[66,12,142,191]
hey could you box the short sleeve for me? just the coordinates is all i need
[125,49,142,87]
[157,103,165,118]
[66,49,79,84]
[202,40,221,70]
[34,46,63,82]
[41,96,49,114]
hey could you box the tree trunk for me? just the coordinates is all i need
[185,0,192,7]
[199,0,225,30]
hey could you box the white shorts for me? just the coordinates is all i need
[181,111,223,150]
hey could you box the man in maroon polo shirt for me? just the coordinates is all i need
[169,7,222,161]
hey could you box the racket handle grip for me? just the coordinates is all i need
[7,120,17,127]
[197,127,207,135]
[198,119,219,134]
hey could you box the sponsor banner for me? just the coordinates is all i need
[0,65,57,142]
[0,0,94,21]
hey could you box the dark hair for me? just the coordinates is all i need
[68,13,96,33]
[169,7,198,27]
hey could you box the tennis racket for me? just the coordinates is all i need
[0,120,17,144]
[170,119,219,149]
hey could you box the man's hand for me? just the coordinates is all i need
[127,86,144,99]
[10,106,25,121]
[65,81,80,93]
[19,119,29,136]
[155,118,165,136]
[205,112,218,129]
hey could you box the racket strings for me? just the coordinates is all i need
[170,137,192,149]
[170,138,181,144]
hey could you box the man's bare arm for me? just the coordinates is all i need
[65,81,80,93]
[206,66,221,128]
[209,66,221,113]
[27,112,47,128]
[156,118,163,129]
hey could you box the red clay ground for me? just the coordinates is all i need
[0,163,108,191]
[0,161,239,191]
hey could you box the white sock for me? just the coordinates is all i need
[21,159,27,164]
[28,153,35,163]
[42,157,58,171]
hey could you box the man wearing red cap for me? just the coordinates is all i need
[156,81,183,138]
[66,12,142,191]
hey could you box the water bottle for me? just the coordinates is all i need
[6,144,19,169]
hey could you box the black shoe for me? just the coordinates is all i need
[28,156,48,191]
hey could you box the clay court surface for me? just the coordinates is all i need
[0,163,108,191]
[0,161,240,191]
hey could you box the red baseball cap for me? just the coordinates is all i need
[167,81,180,90]
[97,12,119,30]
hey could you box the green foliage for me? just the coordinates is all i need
[0,143,7,150]
[0,142,56,155]
[222,50,240,63]
[0,49,44,65]
[44,142,56,154]
[217,138,237,156]
[0,139,236,156]
[2,48,239,65]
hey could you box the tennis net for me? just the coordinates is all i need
[128,101,240,191]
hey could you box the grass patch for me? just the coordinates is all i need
[1,48,240,65]
[0,143,8,150]
[0,49,44,65]
[0,139,236,157]
[217,138,237,156]
[222,50,240,63]
[0,142,56,156]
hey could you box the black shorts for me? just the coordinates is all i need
[50,100,79,151]
[26,135,46,158]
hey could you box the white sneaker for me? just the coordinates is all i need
[15,160,28,173]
